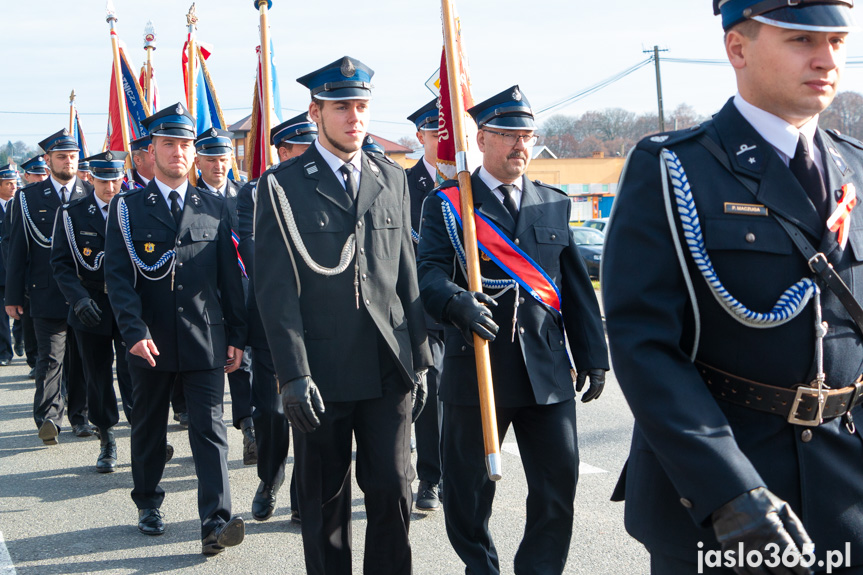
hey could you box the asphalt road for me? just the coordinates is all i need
[0,335,649,574]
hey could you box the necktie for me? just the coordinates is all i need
[101,205,109,219]
[789,135,828,223]
[169,190,182,225]
[60,186,68,204]
[340,164,358,200]
[499,184,520,223]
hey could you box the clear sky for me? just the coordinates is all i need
[4,0,863,148]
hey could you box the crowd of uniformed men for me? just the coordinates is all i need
[4,1,863,573]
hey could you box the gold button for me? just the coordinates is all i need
[801,429,813,442]
[745,233,756,243]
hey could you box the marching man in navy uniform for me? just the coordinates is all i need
[254,57,432,575]
[405,99,445,511]
[194,127,256,465]
[416,86,609,575]
[51,151,133,472]
[603,1,863,573]
[21,156,49,185]
[0,164,17,366]
[104,103,247,554]
[238,112,316,524]
[128,136,153,190]
[5,129,92,445]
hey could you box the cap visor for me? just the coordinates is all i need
[483,117,537,130]
[314,87,372,100]
[755,5,857,31]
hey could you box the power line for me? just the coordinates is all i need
[536,58,654,116]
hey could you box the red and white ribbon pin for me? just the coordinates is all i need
[827,183,857,250]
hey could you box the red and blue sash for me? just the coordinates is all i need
[438,186,561,315]
[231,230,248,278]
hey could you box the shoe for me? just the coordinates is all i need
[174,412,189,428]
[27,367,35,379]
[410,436,416,453]
[241,418,257,465]
[14,342,23,357]
[73,423,95,438]
[138,508,165,535]
[165,441,174,463]
[202,516,245,555]
[291,508,301,524]
[252,480,281,521]
[96,429,117,473]
[416,480,440,510]
[0,359,9,366]
[38,420,59,445]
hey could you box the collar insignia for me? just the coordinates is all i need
[305,162,318,175]
[145,192,158,205]
[828,147,849,175]
[190,193,201,206]
[650,135,668,143]
[88,204,96,214]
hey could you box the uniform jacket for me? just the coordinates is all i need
[104,180,247,372]
[198,178,242,231]
[50,194,115,336]
[6,177,91,319]
[416,171,609,407]
[406,158,443,333]
[254,144,432,402]
[236,178,268,350]
[0,199,10,288]
[602,99,863,563]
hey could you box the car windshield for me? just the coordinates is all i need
[572,228,605,246]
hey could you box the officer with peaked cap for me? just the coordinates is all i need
[104,103,247,554]
[416,86,608,575]
[128,135,154,190]
[76,160,91,183]
[254,56,432,575]
[237,111,316,524]
[21,156,48,185]
[602,1,863,573]
[51,151,133,472]
[6,129,93,444]
[0,164,18,365]
[194,127,257,465]
[405,98,446,511]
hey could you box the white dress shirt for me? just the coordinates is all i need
[153,177,189,211]
[315,139,362,191]
[478,166,523,212]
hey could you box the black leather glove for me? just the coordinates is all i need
[279,376,325,433]
[444,291,499,346]
[411,369,428,423]
[575,368,605,402]
[73,298,102,328]
[712,487,814,575]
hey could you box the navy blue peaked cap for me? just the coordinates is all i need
[142,103,196,139]
[468,85,536,130]
[407,99,440,131]
[39,129,78,153]
[21,156,47,175]
[85,151,127,181]
[297,56,374,100]
[271,112,317,146]
[714,0,855,31]
[195,128,235,156]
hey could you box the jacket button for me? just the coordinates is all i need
[147,233,152,238]
[514,239,520,245]
[801,429,813,442]
[178,307,184,313]
[177,262,183,268]
[518,297,525,304]
[518,327,525,334]
[360,248,365,255]
[203,233,209,238]
[358,221,364,228]
[177,285,183,291]
[550,234,557,240]
[680,498,693,509]
[559,340,564,346]
[362,274,367,280]
[745,233,756,243]
[177,240,182,246]
[386,217,392,224]
[461,345,466,352]
[319,221,325,227]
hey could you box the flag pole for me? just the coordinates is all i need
[256,0,276,168]
[106,1,133,171]
[186,3,198,185]
[143,21,156,112]
[68,90,76,134]
[441,0,501,481]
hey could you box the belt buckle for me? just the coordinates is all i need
[788,386,826,427]
[807,252,828,274]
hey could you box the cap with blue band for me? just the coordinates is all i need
[714,0,856,31]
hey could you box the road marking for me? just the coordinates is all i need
[500,442,608,474]
[0,531,16,575]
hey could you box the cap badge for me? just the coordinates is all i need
[144,242,155,253]
[512,88,522,102]
[340,58,356,78]
[175,104,183,115]
[61,128,70,136]
[210,128,217,138]
[105,152,113,161]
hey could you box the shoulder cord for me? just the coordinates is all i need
[62,210,103,273]
[19,191,52,249]
[118,196,176,288]
[411,227,420,244]
[661,148,817,332]
[266,173,356,299]
[441,199,521,341]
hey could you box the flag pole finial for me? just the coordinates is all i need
[105,0,117,23]
[144,20,156,50]
[69,90,76,104]
[186,3,198,29]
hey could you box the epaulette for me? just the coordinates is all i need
[434,179,459,193]
[369,152,397,167]
[271,156,301,174]
[826,129,863,151]
[533,180,567,196]
[119,184,145,197]
[198,186,221,197]
[636,124,705,155]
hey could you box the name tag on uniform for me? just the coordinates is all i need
[80,231,98,236]
[724,202,768,216]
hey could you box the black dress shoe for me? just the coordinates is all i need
[96,429,117,473]
[0,359,10,366]
[240,417,257,465]
[165,441,174,463]
[138,508,165,535]
[416,480,440,510]
[252,480,281,521]
[291,508,301,524]
[14,343,23,357]
[174,412,189,428]
[38,420,59,445]
[27,367,35,379]
[73,423,95,438]
[202,516,245,555]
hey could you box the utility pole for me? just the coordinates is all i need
[644,45,669,132]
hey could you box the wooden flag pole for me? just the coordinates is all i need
[68,90,76,134]
[106,1,133,171]
[186,3,198,185]
[441,0,501,481]
[256,0,276,168]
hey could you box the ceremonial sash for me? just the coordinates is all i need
[438,186,561,315]
[232,230,247,278]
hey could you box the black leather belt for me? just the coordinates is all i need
[697,362,863,427]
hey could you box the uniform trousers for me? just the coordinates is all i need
[31,318,71,428]
[128,365,231,538]
[0,286,14,361]
[74,326,132,430]
[21,299,37,368]
[442,399,578,575]
[250,345,297,510]
[227,347,253,428]
[414,329,444,484]
[63,324,88,425]
[294,345,414,575]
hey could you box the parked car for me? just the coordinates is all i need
[583,217,609,233]
[571,226,604,279]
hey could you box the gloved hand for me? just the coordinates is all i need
[575,368,605,402]
[411,369,428,423]
[712,487,814,575]
[444,291,499,346]
[74,298,102,328]
[279,376,325,433]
